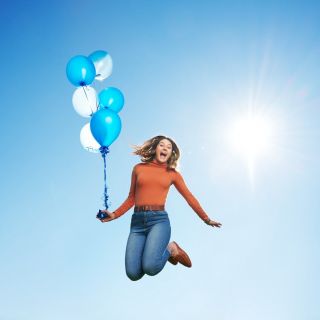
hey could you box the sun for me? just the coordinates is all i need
[227,113,275,184]
[230,114,273,156]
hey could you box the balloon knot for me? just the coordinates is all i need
[99,146,110,157]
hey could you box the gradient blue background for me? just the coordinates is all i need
[1,0,319,319]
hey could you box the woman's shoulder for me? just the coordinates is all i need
[133,162,181,173]
[135,161,148,167]
[133,162,147,170]
[169,167,182,177]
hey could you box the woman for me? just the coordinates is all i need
[97,135,222,281]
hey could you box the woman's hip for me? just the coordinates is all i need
[130,210,170,230]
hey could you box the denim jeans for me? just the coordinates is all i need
[125,210,171,281]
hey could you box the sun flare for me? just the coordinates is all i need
[230,115,273,156]
[227,113,275,184]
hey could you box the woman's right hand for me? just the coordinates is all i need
[96,210,116,223]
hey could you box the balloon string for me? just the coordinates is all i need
[82,85,89,100]
[100,146,110,209]
[82,85,94,116]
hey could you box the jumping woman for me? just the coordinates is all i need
[97,135,222,281]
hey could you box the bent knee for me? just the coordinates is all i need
[126,271,144,281]
[143,263,162,276]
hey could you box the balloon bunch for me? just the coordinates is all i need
[66,50,124,211]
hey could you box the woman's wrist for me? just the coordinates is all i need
[204,217,211,224]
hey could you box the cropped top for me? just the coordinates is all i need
[112,158,209,221]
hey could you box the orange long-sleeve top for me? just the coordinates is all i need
[112,158,209,222]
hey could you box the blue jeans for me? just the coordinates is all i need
[125,210,171,281]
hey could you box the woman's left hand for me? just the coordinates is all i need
[206,219,222,228]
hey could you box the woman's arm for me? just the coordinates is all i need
[111,165,137,219]
[172,171,210,222]
[172,171,222,228]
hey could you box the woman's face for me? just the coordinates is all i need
[155,139,173,163]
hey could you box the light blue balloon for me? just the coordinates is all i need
[98,87,124,113]
[66,55,96,86]
[88,50,113,81]
[90,108,121,147]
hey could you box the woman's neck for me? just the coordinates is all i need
[150,158,168,167]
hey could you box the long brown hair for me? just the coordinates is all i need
[130,135,181,171]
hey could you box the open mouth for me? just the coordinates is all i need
[160,152,167,159]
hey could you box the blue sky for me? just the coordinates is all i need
[1,0,320,319]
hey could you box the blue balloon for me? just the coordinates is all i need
[89,50,108,61]
[99,87,124,113]
[90,108,121,147]
[66,55,96,86]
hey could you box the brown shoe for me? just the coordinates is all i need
[168,256,178,265]
[169,241,192,268]
[168,242,178,265]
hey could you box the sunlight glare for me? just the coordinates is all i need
[227,113,275,186]
[230,115,273,158]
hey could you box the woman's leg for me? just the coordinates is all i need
[142,219,171,276]
[125,231,147,281]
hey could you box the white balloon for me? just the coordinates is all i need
[80,123,101,153]
[72,86,98,118]
[90,51,113,81]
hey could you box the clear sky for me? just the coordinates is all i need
[1,0,320,319]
